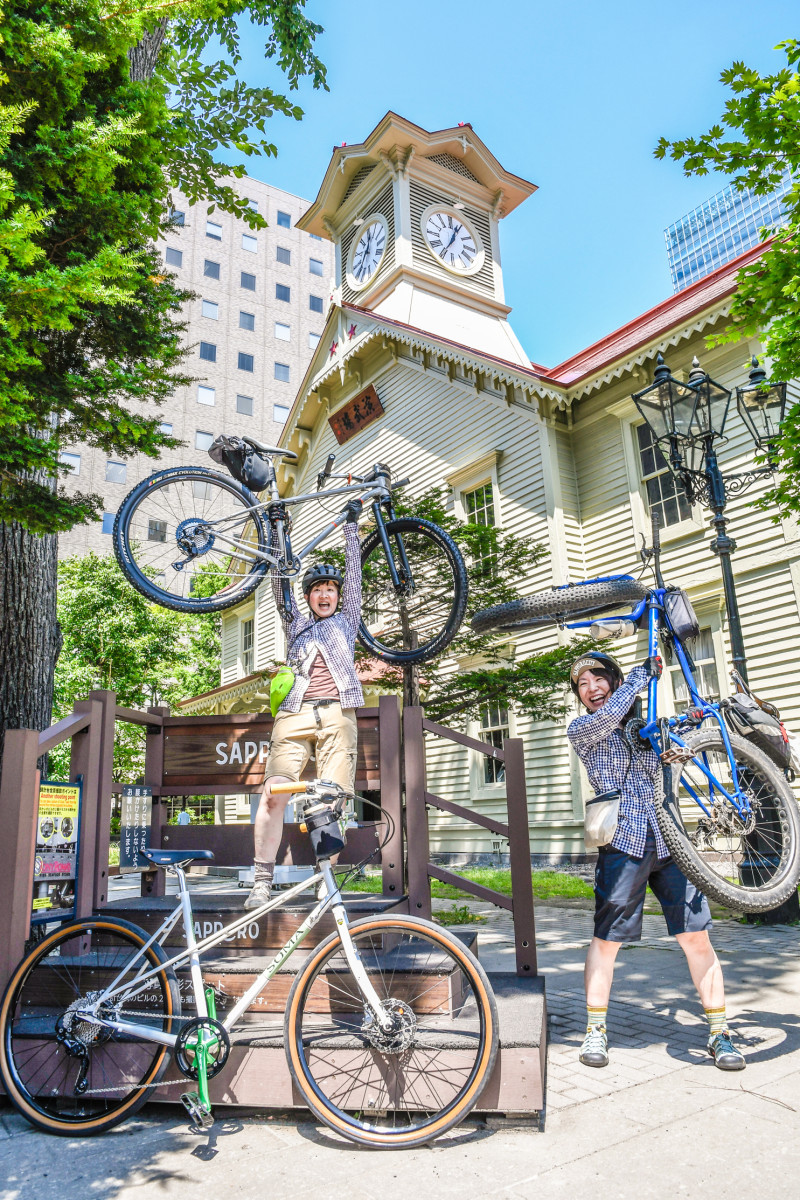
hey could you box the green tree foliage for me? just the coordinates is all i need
[322,489,588,726]
[50,552,220,778]
[655,38,800,518]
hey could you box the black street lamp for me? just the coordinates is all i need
[632,353,787,683]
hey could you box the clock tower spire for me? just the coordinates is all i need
[296,113,537,366]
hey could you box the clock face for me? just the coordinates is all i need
[424,211,480,272]
[351,219,386,286]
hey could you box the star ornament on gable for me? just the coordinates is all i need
[347,323,357,340]
[329,340,338,358]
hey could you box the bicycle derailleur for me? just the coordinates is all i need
[55,991,111,1095]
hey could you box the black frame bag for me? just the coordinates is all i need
[663,587,701,643]
[208,435,274,492]
[723,693,793,772]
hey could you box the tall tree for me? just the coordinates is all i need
[0,0,326,775]
[655,37,800,519]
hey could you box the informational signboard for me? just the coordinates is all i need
[119,785,153,873]
[32,780,81,924]
[328,384,384,445]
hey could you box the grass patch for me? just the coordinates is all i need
[435,904,487,927]
[343,867,593,902]
[109,842,120,866]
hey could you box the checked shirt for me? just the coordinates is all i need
[568,665,668,859]
[272,521,365,712]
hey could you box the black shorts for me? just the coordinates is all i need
[594,829,712,943]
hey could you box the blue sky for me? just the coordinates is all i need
[226,1,797,366]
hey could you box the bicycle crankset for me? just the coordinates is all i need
[175,1017,231,1080]
[361,999,417,1055]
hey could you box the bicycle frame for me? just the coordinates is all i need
[78,858,394,1049]
[565,588,753,822]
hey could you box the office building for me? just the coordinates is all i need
[59,175,334,557]
[664,171,791,291]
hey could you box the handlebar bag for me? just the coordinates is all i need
[663,588,700,643]
[208,435,273,492]
[724,694,793,771]
[306,807,346,859]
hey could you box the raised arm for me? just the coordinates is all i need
[567,665,649,753]
[341,521,363,634]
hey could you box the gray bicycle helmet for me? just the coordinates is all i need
[569,652,624,695]
[302,562,343,597]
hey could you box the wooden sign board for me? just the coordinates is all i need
[328,384,384,445]
[161,712,380,791]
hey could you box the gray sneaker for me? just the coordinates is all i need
[244,880,272,910]
[708,1030,746,1071]
[579,1024,609,1068]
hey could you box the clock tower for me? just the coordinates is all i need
[296,112,537,366]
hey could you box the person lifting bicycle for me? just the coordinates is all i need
[568,651,745,1072]
[244,497,364,910]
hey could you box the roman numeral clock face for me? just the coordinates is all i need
[351,219,386,286]
[423,211,482,273]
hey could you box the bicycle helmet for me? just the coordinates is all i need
[569,652,624,695]
[302,562,343,597]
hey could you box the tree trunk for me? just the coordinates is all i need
[128,18,169,83]
[0,522,62,784]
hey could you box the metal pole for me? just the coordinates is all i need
[703,442,749,683]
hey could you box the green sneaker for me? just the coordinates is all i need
[707,1030,745,1071]
[579,1024,609,1068]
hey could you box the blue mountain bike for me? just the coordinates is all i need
[472,516,800,913]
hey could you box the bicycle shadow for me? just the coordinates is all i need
[187,1114,245,1160]
[293,1117,496,1153]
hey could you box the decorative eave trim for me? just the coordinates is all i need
[564,299,732,403]
[176,671,269,715]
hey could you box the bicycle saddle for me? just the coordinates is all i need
[242,436,298,462]
[141,849,215,867]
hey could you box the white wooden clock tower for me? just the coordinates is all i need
[296,112,537,366]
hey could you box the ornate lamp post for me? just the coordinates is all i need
[632,354,787,683]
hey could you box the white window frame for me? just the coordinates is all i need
[241,615,255,677]
[609,399,703,546]
[446,449,503,524]
[661,597,730,716]
[468,701,516,799]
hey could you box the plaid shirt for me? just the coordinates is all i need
[273,521,364,713]
[567,665,668,859]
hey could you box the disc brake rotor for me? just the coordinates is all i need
[361,999,417,1054]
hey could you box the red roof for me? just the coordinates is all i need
[342,241,767,395]
[546,241,768,387]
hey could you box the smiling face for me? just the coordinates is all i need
[308,580,340,618]
[577,669,614,713]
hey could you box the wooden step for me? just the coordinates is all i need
[97,892,404,954]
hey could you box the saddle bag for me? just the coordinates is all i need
[208,435,273,492]
[663,587,700,643]
[723,693,794,772]
[584,789,621,851]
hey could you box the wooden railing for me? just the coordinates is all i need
[403,706,537,977]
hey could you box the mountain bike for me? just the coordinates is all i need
[471,515,800,913]
[0,780,498,1148]
[112,437,468,665]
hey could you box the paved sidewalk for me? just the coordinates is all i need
[3,901,800,1200]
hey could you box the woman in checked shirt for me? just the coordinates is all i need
[244,497,365,910]
[568,652,745,1073]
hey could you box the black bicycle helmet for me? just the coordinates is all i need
[569,652,624,695]
[302,562,343,597]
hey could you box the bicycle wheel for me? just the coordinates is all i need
[657,729,800,912]
[358,518,468,664]
[285,914,498,1148]
[113,466,270,613]
[471,575,647,634]
[0,918,180,1136]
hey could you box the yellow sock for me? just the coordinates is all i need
[586,1004,607,1031]
[705,1007,727,1037]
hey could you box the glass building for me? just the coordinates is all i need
[665,172,792,292]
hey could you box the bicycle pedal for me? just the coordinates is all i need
[180,1091,214,1129]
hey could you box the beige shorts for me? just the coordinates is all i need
[265,702,358,792]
